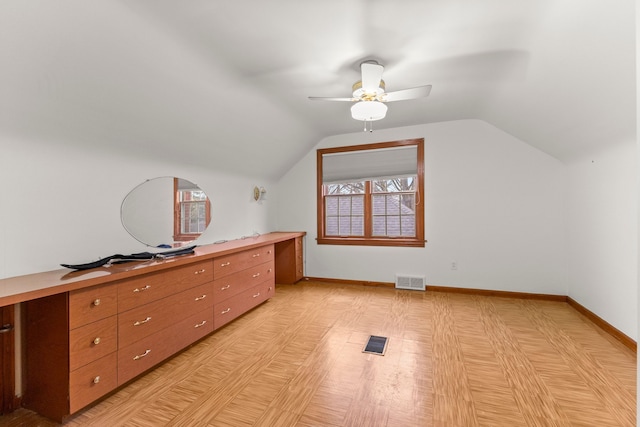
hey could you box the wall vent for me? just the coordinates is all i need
[395,274,426,291]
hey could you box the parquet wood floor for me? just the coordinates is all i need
[1,281,636,426]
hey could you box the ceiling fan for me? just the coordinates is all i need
[309,60,432,131]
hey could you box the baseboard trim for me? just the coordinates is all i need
[302,277,636,353]
[426,285,567,302]
[566,297,636,353]
[302,277,394,288]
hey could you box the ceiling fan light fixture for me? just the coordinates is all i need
[351,101,387,121]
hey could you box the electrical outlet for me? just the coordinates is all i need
[451,261,457,270]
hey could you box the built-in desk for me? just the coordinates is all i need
[0,231,305,422]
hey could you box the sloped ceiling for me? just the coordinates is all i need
[0,1,635,179]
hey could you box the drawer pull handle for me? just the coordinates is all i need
[93,337,101,345]
[220,262,231,267]
[134,317,152,326]
[268,250,272,254]
[221,308,231,315]
[133,285,151,293]
[252,253,260,258]
[0,324,13,334]
[253,292,261,298]
[194,269,206,275]
[93,376,101,384]
[92,298,101,306]
[133,349,151,360]
[252,273,260,278]
[194,294,207,301]
[220,284,231,291]
[268,268,272,273]
[194,320,207,328]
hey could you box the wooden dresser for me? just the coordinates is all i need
[5,232,304,422]
[212,245,275,329]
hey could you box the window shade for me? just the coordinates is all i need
[322,145,418,184]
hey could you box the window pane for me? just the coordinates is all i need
[326,197,338,216]
[181,204,193,233]
[327,182,364,195]
[401,215,415,236]
[386,195,400,215]
[326,194,365,237]
[192,190,207,201]
[370,192,418,237]
[179,189,207,202]
[338,197,352,215]
[352,195,364,215]
[339,217,351,235]
[387,215,400,236]
[373,177,416,192]
[326,217,339,235]
[401,194,415,213]
[372,216,386,236]
[372,195,386,215]
[196,203,206,232]
[327,184,340,194]
[352,216,364,236]
[181,201,207,233]
[180,205,188,233]
[349,182,365,193]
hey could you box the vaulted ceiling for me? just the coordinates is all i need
[0,1,635,179]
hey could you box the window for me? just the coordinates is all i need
[317,138,425,247]
[173,178,211,242]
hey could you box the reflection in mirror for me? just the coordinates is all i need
[121,177,211,247]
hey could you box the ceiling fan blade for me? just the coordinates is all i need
[382,85,432,102]
[361,62,384,91]
[308,96,356,102]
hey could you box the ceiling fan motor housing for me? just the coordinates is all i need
[352,80,386,100]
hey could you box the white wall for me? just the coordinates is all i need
[276,119,567,295]
[0,133,276,279]
[565,140,638,340]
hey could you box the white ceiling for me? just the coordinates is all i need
[0,1,635,179]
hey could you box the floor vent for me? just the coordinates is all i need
[363,335,388,355]
[395,274,426,291]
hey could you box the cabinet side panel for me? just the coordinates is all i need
[275,239,296,284]
[23,293,70,422]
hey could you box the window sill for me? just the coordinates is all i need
[317,237,426,247]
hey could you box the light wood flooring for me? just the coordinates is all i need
[2,281,636,426]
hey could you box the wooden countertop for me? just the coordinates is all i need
[0,231,305,307]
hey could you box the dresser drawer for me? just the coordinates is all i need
[118,282,213,349]
[118,308,214,385]
[214,245,274,278]
[118,260,213,312]
[69,316,117,372]
[213,280,273,329]
[213,260,274,302]
[69,352,117,413]
[252,280,275,308]
[69,283,118,330]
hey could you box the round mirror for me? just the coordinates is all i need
[121,177,211,247]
